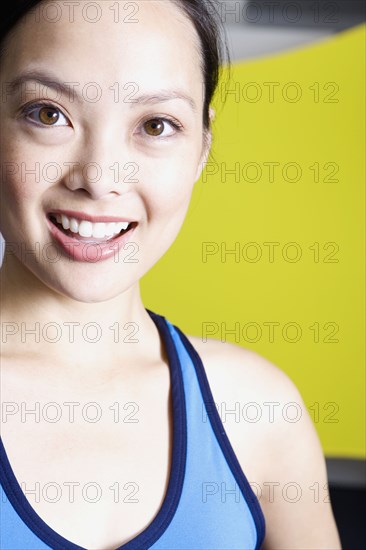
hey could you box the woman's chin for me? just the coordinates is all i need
[53,276,140,303]
[21,261,139,304]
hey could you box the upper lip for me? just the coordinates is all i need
[47,209,137,224]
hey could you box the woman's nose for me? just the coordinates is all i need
[61,137,139,200]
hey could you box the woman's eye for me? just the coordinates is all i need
[22,104,71,127]
[142,118,181,138]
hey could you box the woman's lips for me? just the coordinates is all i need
[46,214,138,263]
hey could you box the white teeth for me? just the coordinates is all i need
[61,215,70,230]
[69,218,79,233]
[53,213,130,239]
[92,222,106,239]
[105,222,115,237]
[78,220,93,237]
[116,222,129,232]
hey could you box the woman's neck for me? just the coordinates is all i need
[0,252,161,372]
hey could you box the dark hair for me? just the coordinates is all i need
[0,0,230,130]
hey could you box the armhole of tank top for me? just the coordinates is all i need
[172,324,266,550]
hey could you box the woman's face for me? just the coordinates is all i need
[0,0,210,302]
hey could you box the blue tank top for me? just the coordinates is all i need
[0,309,266,549]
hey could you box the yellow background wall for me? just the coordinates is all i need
[141,24,365,459]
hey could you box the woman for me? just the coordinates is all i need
[0,1,341,549]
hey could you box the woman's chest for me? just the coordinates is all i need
[0,364,173,548]
[0,354,267,549]
[2,429,172,548]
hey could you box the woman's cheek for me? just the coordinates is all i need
[1,132,70,204]
[137,148,200,205]
[1,153,47,202]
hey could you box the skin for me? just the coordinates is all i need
[0,1,341,548]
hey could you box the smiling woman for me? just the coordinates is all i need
[0,1,341,550]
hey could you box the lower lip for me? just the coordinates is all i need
[46,216,137,263]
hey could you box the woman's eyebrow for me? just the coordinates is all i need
[5,70,198,113]
[130,91,197,113]
[6,70,84,103]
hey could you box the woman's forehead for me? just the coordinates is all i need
[2,0,203,97]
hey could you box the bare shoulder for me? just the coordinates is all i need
[185,335,341,550]
[185,334,300,402]
[183,334,307,473]
[184,334,319,465]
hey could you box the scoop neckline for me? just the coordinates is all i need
[0,309,187,550]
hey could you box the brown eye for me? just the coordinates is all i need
[21,103,70,127]
[143,119,165,136]
[39,106,60,125]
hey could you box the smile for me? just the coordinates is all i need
[48,213,131,241]
[46,210,137,242]
[45,209,138,262]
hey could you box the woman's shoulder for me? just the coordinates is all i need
[184,334,301,405]
[183,333,320,455]
[183,334,328,478]
[184,335,340,549]
[182,333,312,467]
